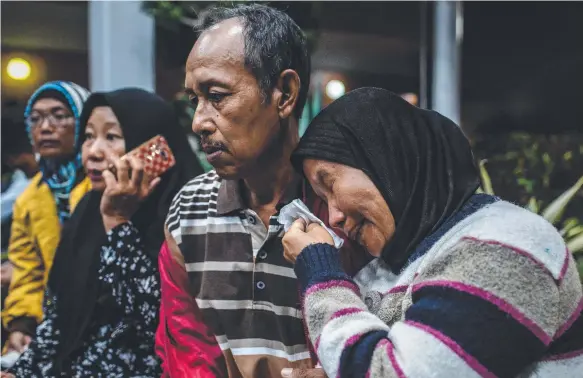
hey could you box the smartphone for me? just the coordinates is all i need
[109,135,176,179]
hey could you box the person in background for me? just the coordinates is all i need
[2,82,92,355]
[1,117,39,226]
[2,88,203,378]
[1,117,39,348]
[282,88,583,378]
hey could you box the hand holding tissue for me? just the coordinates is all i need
[278,199,344,249]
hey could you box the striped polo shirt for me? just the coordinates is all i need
[165,170,314,377]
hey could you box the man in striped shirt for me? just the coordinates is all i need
[155,4,340,378]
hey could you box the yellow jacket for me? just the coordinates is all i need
[2,173,91,335]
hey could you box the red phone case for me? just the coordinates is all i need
[124,135,176,178]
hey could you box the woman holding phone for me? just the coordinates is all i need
[2,88,203,377]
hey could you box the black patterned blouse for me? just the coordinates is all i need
[8,222,161,378]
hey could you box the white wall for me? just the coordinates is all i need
[89,0,155,92]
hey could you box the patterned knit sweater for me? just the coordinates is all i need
[295,196,583,378]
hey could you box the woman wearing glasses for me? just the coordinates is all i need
[2,82,92,357]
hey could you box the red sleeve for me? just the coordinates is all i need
[156,241,228,378]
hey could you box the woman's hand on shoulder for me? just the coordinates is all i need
[282,219,334,264]
[100,153,161,232]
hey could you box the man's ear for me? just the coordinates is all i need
[273,69,301,119]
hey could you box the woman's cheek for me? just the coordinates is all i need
[337,188,362,210]
[360,225,383,257]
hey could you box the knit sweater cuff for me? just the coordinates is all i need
[294,243,352,293]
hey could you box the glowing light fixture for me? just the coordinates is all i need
[7,58,32,81]
[401,93,419,106]
[325,79,345,100]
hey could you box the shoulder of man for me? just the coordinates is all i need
[164,170,222,266]
[165,170,222,228]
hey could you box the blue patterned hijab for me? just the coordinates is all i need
[24,81,91,223]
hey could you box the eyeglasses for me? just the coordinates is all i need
[26,112,73,130]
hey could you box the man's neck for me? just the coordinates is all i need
[242,120,300,212]
[243,161,297,211]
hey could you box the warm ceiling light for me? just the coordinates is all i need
[325,79,345,100]
[7,58,32,81]
[401,93,418,106]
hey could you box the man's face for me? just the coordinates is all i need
[184,18,281,179]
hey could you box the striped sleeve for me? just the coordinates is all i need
[295,239,582,378]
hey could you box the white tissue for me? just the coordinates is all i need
[278,199,344,249]
[1,350,24,370]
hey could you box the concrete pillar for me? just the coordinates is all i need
[88,0,155,92]
[431,1,463,125]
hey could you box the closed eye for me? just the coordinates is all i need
[208,92,228,104]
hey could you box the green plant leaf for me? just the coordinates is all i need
[478,160,495,195]
[559,217,580,237]
[562,217,580,230]
[567,233,583,254]
[502,151,520,160]
[526,197,539,214]
[541,176,583,225]
[517,178,535,194]
[566,225,583,239]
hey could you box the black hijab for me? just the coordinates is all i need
[292,87,480,273]
[48,88,203,370]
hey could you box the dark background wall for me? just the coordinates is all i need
[2,1,583,135]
